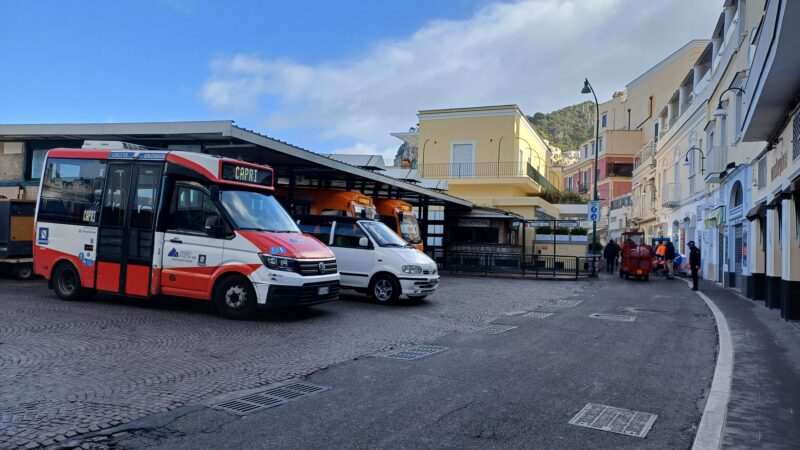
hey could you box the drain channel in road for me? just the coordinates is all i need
[473,324,518,334]
[589,313,636,322]
[380,345,449,360]
[211,382,329,415]
[569,403,657,438]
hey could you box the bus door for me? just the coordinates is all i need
[160,182,226,298]
[95,162,162,296]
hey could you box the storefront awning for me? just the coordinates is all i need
[746,202,767,221]
[704,206,726,227]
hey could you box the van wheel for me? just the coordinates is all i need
[369,274,400,303]
[13,263,33,280]
[214,276,257,320]
[53,262,85,301]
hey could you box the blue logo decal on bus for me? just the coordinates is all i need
[270,246,286,255]
[197,254,207,266]
[109,151,136,159]
[78,252,94,267]
[168,248,180,257]
[38,227,49,245]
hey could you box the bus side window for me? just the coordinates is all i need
[39,158,106,225]
[170,186,220,234]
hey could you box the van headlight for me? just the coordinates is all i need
[402,265,423,274]
[259,253,297,272]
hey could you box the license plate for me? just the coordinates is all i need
[317,286,330,295]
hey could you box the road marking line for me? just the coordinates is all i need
[682,280,733,450]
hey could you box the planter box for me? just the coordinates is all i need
[570,235,588,242]
[554,235,570,242]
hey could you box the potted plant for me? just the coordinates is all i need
[570,227,589,242]
[554,227,570,241]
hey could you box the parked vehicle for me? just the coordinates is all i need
[374,199,423,251]
[33,141,339,319]
[281,188,378,219]
[297,215,438,302]
[0,198,35,279]
[619,230,653,280]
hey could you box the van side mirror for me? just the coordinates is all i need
[358,237,369,248]
[209,185,220,202]
[397,211,404,221]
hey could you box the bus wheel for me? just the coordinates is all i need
[214,276,257,320]
[53,262,84,301]
[13,263,33,280]
[369,273,400,303]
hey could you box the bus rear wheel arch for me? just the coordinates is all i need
[212,274,258,320]
[52,261,92,301]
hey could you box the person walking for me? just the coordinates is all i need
[688,241,701,290]
[665,240,676,279]
[603,240,619,273]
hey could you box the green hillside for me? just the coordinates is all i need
[527,101,595,152]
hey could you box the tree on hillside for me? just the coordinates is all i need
[527,101,595,153]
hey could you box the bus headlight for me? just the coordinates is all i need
[258,253,297,272]
[402,265,423,274]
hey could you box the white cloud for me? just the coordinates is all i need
[200,0,721,154]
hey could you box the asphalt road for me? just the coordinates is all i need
[112,273,717,449]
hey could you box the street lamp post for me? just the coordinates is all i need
[683,146,706,175]
[582,78,600,276]
[515,136,545,175]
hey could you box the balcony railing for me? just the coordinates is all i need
[610,194,632,210]
[633,142,656,173]
[662,183,681,208]
[418,161,557,191]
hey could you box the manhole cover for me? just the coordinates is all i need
[524,312,554,319]
[589,313,636,322]
[210,381,329,415]
[569,403,657,438]
[474,324,517,334]
[381,345,449,360]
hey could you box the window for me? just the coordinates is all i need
[130,167,159,229]
[598,137,604,153]
[758,157,767,189]
[583,145,588,159]
[568,178,574,191]
[454,226,499,244]
[793,112,800,161]
[332,222,368,248]
[101,165,132,227]
[730,181,743,207]
[583,171,589,189]
[39,158,107,224]
[601,114,607,128]
[171,186,220,233]
[299,219,333,244]
[654,122,660,142]
[451,142,475,177]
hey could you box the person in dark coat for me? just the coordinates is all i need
[688,241,701,290]
[603,240,620,273]
[664,240,676,279]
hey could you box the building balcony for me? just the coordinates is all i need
[418,161,557,191]
[704,146,727,183]
[610,194,632,210]
[633,142,656,174]
[662,183,681,208]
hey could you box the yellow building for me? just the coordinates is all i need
[393,104,578,254]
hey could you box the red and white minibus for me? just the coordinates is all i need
[33,141,340,319]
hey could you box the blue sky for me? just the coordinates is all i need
[1,0,721,160]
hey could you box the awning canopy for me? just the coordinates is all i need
[746,202,767,221]
[704,206,726,227]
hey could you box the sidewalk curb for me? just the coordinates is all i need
[683,281,733,450]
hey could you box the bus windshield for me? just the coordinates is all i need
[220,190,300,233]
[360,221,410,248]
[399,214,422,244]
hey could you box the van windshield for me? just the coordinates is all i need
[220,190,300,233]
[360,221,410,248]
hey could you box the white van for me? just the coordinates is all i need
[298,216,439,302]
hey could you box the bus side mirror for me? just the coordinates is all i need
[397,211,404,221]
[209,185,220,202]
[358,237,369,248]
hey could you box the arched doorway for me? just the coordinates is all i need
[730,181,744,289]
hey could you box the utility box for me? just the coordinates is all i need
[0,199,35,279]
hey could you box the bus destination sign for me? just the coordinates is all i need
[221,162,273,187]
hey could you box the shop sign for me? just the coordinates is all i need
[557,220,579,228]
[771,152,787,181]
[457,218,490,227]
[528,220,552,228]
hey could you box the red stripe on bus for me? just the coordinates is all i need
[166,153,217,180]
[46,149,112,159]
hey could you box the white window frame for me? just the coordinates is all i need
[449,140,476,177]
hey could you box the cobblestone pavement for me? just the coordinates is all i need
[0,276,588,449]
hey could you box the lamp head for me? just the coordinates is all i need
[683,155,690,166]
[581,79,592,94]
[712,102,727,117]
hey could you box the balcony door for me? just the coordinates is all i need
[450,142,474,177]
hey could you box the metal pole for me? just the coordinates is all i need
[586,79,600,277]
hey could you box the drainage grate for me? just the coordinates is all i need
[474,324,517,334]
[589,313,636,322]
[381,345,449,360]
[561,299,584,308]
[211,381,329,415]
[524,312,554,319]
[569,403,657,438]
